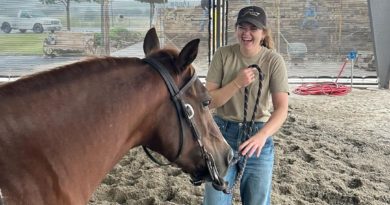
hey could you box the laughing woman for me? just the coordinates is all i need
[203,6,289,205]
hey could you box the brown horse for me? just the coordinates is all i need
[0,28,232,205]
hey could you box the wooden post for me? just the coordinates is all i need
[338,0,342,53]
[103,0,110,55]
[276,0,280,53]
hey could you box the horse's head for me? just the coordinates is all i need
[142,28,233,191]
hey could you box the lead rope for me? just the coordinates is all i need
[223,64,264,196]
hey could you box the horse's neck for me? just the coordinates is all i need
[0,63,166,204]
[46,66,165,201]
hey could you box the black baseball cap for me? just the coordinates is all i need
[236,6,267,28]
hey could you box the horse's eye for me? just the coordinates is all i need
[202,100,211,107]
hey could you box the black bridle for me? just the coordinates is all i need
[142,58,226,190]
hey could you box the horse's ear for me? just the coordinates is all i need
[177,39,200,71]
[143,27,160,55]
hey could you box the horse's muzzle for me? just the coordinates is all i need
[190,175,229,192]
[211,149,233,192]
[190,178,204,186]
[211,176,228,191]
[190,148,233,193]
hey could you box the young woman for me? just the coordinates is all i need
[203,6,289,205]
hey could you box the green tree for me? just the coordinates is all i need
[39,0,81,31]
[134,0,167,28]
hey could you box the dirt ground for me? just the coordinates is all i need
[89,87,390,205]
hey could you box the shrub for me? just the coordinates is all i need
[94,28,143,48]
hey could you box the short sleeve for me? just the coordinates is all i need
[269,54,289,93]
[206,48,224,86]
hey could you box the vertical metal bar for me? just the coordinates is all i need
[221,0,225,47]
[224,0,229,46]
[212,0,216,55]
[216,0,221,49]
[368,0,390,89]
[208,0,212,65]
[351,58,354,88]
[276,0,280,53]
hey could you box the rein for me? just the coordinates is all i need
[222,64,264,194]
[0,189,4,205]
[142,58,225,188]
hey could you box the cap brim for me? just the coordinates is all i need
[237,18,265,29]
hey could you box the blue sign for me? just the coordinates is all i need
[348,50,357,60]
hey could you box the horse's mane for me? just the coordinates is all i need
[0,57,139,97]
[0,46,192,97]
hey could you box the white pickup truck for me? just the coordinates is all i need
[1,10,62,33]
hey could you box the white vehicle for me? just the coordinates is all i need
[1,10,62,33]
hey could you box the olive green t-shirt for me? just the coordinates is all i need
[206,44,289,122]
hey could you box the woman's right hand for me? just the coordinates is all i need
[234,67,257,88]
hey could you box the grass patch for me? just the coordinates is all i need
[0,33,46,55]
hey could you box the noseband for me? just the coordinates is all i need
[142,58,225,188]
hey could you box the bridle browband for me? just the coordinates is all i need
[142,57,226,189]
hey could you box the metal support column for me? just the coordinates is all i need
[211,0,228,53]
[368,0,390,89]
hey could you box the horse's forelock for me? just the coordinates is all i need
[146,48,194,88]
[147,48,181,74]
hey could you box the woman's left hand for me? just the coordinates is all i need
[239,135,267,157]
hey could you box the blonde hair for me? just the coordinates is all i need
[261,27,274,49]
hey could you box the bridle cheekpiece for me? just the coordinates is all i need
[142,58,227,190]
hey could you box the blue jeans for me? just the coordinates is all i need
[203,116,274,205]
